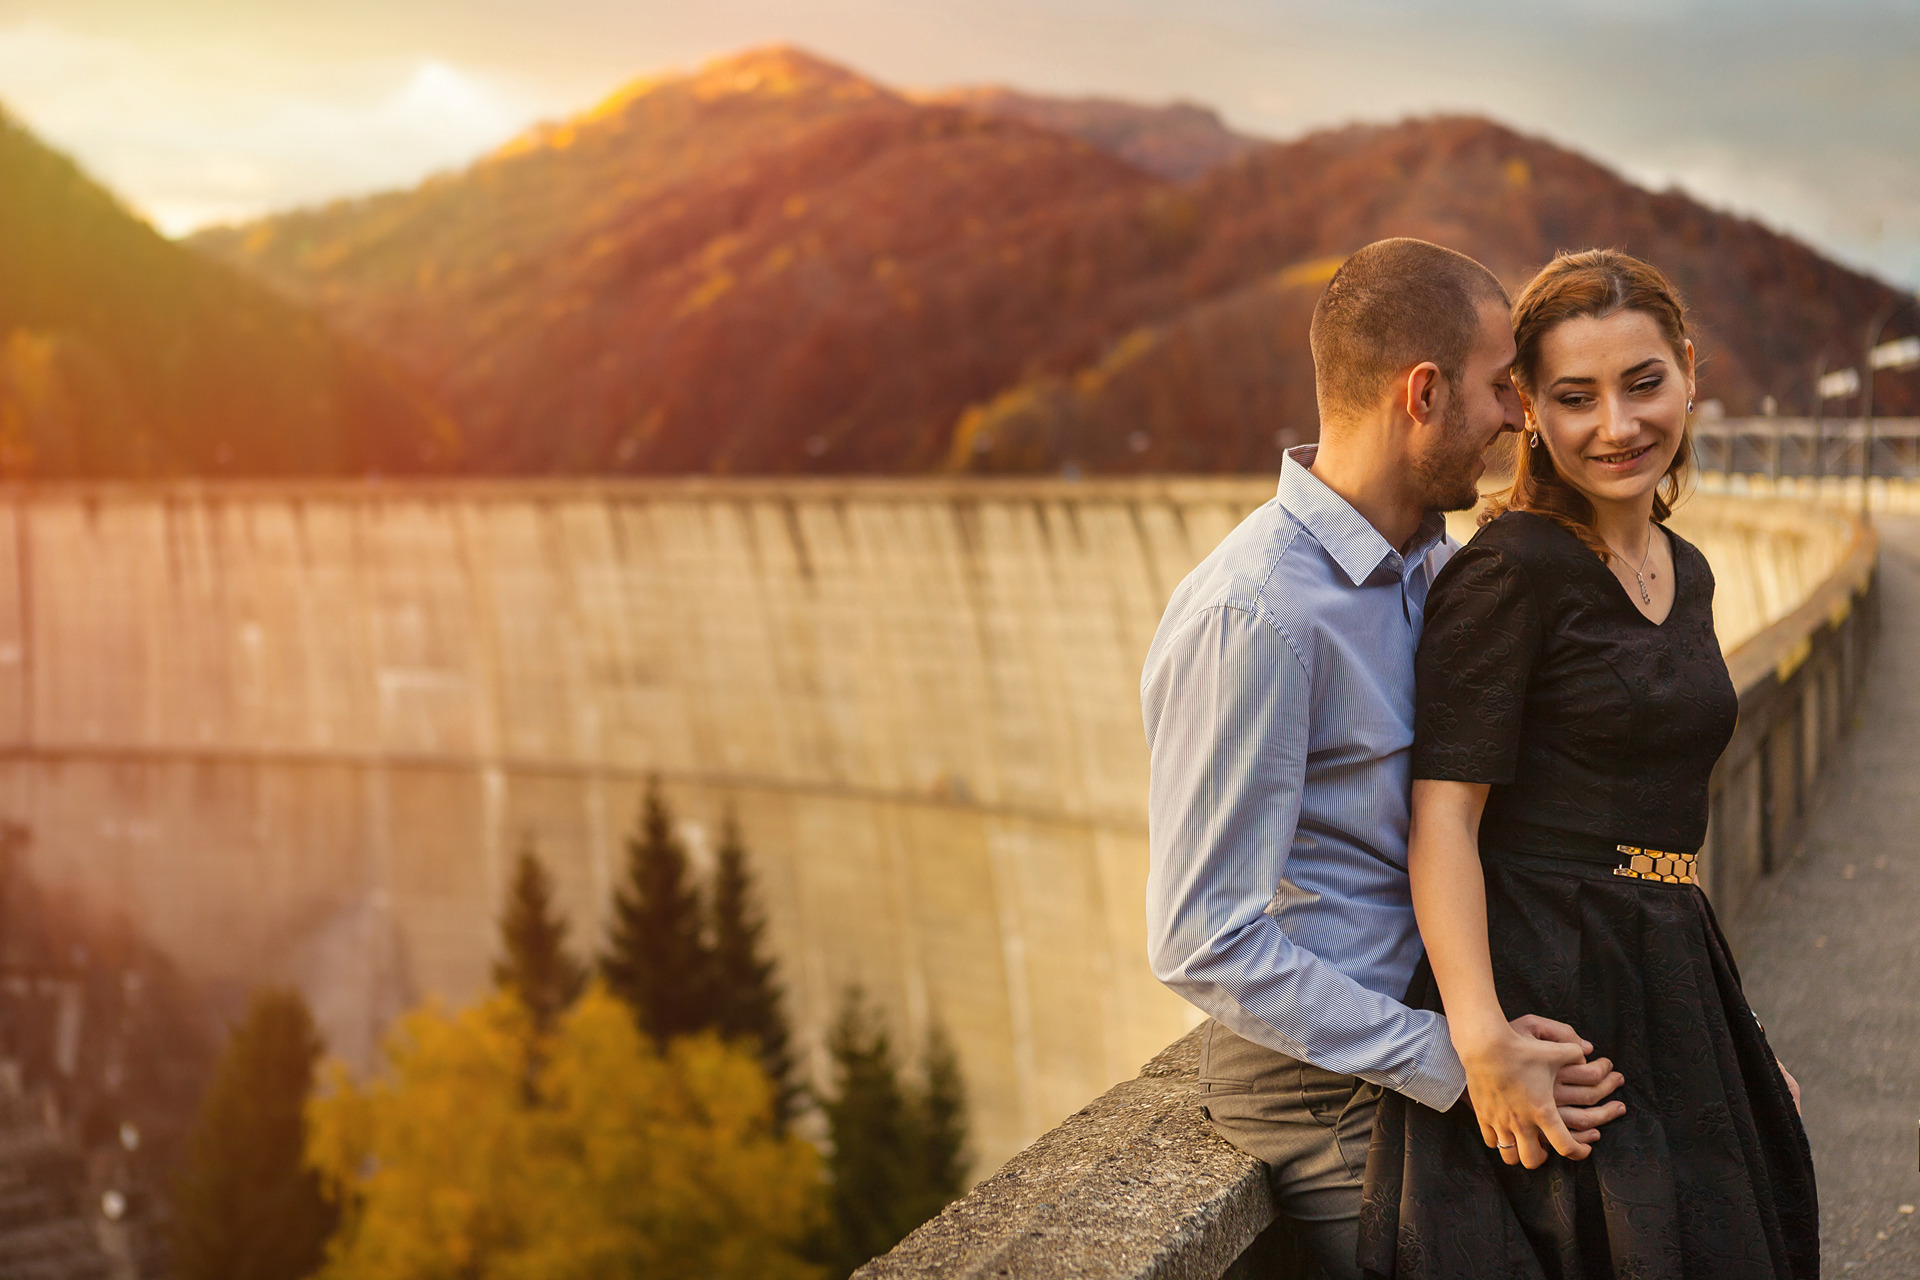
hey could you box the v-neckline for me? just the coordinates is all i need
[1598,523,1678,628]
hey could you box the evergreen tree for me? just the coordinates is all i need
[710,811,798,1128]
[821,988,917,1275]
[492,840,586,1035]
[600,777,713,1042]
[819,989,972,1273]
[170,987,336,1280]
[907,1021,969,1220]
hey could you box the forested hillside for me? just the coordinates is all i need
[0,110,454,478]
[165,45,1918,477]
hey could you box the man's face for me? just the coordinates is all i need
[1410,299,1523,511]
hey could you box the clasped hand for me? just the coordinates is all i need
[1457,1013,1626,1169]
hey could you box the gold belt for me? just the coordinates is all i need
[1612,844,1699,885]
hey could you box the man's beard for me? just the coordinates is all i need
[1411,395,1485,513]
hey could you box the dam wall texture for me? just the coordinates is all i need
[0,477,1856,1177]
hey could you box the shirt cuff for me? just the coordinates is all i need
[1396,1015,1467,1112]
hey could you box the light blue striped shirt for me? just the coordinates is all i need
[1142,447,1468,1111]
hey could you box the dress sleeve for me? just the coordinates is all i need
[1414,541,1544,785]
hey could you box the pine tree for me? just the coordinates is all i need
[819,990,973,1273]
[600,777,713,1042]
[492,840,586,1035]
[907,1021,969,1219]
[820,988,917,1275]
[170,987,336,1280]
[710,811,798,1128]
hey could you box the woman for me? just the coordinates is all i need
[1357,249,1818,1279]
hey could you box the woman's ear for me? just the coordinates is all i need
[1682,339,1697,403]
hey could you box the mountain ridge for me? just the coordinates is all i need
[0,106,455,478]
[184,45,1914,477]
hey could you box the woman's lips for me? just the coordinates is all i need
[1588,442,1656,470]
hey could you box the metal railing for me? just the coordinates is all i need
[1691,417,1920,482]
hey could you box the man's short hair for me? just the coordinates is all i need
[1308,238,1508,424]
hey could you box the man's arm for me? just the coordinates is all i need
[1142,601,1466,1111]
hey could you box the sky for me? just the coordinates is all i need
[0,0,1916,287]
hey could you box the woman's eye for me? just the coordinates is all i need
[1631,376,1664,394]
[1558,394,1592,409]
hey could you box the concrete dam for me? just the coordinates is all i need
[0,477,1854,1176]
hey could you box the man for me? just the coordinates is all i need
[1141,239,1626,1278]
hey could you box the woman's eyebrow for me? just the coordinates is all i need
[1548,357,1668,391]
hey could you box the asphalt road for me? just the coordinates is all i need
[1740,514,1920,1278]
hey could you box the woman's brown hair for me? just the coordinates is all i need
[1485,248,1694,560]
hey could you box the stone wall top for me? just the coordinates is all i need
[856,1028,1271,1280]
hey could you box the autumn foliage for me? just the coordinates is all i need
[306,988,824,1280]
[0,109,452,478]
[7,44,1907,479]
[192,46,1912,478]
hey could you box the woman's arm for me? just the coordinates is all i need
[1409,777,1598,1168]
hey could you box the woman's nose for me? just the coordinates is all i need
[1596,396,1641,443]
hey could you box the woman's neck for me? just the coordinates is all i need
[1585,490,1659,556]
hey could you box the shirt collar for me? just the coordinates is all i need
[1276,445,1447,587]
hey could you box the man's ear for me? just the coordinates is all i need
[1401,361,1445,426]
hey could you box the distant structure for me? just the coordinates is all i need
[0,478,1855,1175]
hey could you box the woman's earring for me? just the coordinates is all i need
[1528,429,1542,448]
[1687,398,1694,414]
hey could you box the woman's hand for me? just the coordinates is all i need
[1454,1017,1595,1169]
[1408,783,1627,1166]
[1776,1059,1802,1115]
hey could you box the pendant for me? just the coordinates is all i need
[1635,572,1651,605]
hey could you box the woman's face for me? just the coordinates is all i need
[1525,309,1695,510]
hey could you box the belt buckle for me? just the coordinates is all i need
[1613,844,1698,885]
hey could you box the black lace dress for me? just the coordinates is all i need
[1358,510,1818,1280]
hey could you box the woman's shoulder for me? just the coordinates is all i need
[1443,509,1584,579]
[1660,521,1709,565]
[1427,512,1561,622]
[1660,521,1716,588]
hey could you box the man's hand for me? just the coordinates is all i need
[1513,1015,1626,1144]
[1455,1014,1613,1169]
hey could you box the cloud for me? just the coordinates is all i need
[0,21,557,234]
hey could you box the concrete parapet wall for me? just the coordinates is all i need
[854,1028,1271,1280]
[864,497,1879,1276]
[0,478,1863,1182]
[1707,517,1879,923]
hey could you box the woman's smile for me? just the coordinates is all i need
[1586,441,1657,470]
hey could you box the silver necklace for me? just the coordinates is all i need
[1607,528,1656,606]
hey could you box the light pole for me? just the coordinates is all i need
[1811,353,1826,481]
[1860,288,1920,515]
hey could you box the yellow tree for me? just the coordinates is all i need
[307,986,824,1280]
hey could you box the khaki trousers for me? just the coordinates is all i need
[1197,1019,1382,1280]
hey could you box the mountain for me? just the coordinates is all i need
[960,117,1913,473]
[926,87,1263,181]
[190,46,1910,477]
[0,109,454,478]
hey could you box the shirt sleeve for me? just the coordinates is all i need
[1414,543,1543,785]
[1143,601,1466,1111]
